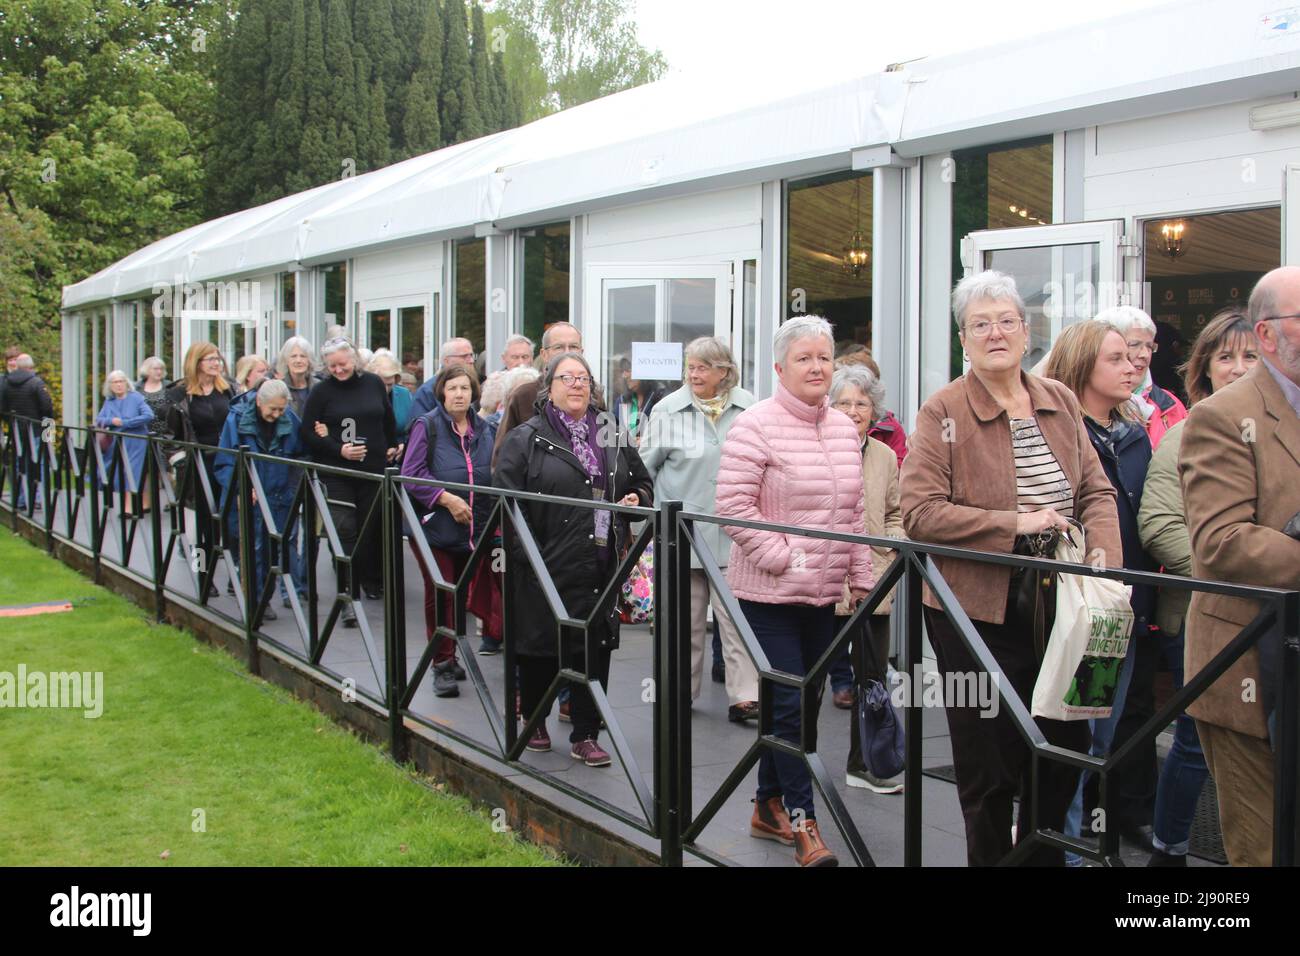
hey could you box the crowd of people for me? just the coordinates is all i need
[6,264,1298,870]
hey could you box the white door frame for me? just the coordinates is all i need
[1284,163,1300,266]
[584,262,733,391]
[357,293,437,372]
[963,220,1126,345]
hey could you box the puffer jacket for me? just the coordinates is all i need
[715,382,874,606]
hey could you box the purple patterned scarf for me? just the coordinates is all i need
[546,403,610,548]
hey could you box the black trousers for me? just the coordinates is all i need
[518,646,611,743]
[925,587,1090,866]
[835,614,893,773]
[321,470,382,597]
[1100,627,1161,832]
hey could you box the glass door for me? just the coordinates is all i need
[358,295,433,375]
[585,263,733,408]
[962,220,1125,369]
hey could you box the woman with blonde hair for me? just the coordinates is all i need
[166,342,235,593]
[233,354,271,395]
[136,355,172,436]
[1045,319,1157,862]
[367,352,413,442]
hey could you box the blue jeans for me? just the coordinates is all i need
[1064,629,1138,864]
[739,599,835,821]
[1152,629,1209,855]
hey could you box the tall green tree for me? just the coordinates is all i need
[401,0,443,156]
[323,0,360,175]
[496,0,666,113]
[440,0,483,144]
[0,0,229,371]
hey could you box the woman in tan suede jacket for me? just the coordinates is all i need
[899,270,1121,866]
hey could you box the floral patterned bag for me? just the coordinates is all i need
[618,540,655,625]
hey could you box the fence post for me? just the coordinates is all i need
[656,498,684,866]
[88,430,102,584]
[900,550,925,867]
[5,415,16,530]
[149,441,166,622]
[1275,592,1300,867]
[237,445,259,675]
[383,468,408,764]
[41,421,55,552]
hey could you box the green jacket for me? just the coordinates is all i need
[1137,420,1191,634]
[639,385,755,570]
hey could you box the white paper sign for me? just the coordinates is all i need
[630,341,682,380]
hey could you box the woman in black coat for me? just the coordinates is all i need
[300,337,400,627]
[494,352,653,767]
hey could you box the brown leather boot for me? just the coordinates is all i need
[749,796,794,846]
[794,819,839,867]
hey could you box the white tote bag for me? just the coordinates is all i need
[1031,526,1135,721]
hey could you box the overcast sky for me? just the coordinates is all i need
[633,0,1179,87]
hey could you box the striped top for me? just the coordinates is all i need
[1009,417,1074,517]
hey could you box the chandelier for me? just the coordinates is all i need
[842,179,869,277]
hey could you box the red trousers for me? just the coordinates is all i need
[411,541,502,664]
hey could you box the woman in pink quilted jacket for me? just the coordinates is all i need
[715,315,875,868]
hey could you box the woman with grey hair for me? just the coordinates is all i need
[495,351,653,767]
[136,355,172,436]
[1095,305,1187,448]
[276,336,318,420]
[640,336,760,722]
[95,369,155,504]
[827,363,906,792]
[900,269,1121,866]
[715,315,874,867]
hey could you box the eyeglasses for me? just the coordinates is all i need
[547,343,583,354]
[557,373,592,388]
[964,316,1023,338]
[445,351,475,362]
[200,355,224,363]
[1126,340,1159,354]
[832,400,873,412]
[1263,313,1300,323]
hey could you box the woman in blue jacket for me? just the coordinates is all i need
[1045,320,1158,862]
[95,370,156,509]
[213,379,308,622]
[399,364,499,698]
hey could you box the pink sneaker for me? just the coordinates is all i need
[525,722,551,753]
[570,737,611,767]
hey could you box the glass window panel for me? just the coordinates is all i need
[605,282,656,401]
[785,171,872,355]
[141,301,155,374]
[324,262,347,329]
[952,136,1054,378]
[982,243,1099,370]
[454,238,485,355]
[399,306,425,373]
[368,309,391,353]
[84,314,94,425]
[521,221,570,348]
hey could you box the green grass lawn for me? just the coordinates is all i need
[0,529,561,867]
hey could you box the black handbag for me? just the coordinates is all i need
[1013,528,1060,662]
[853,617,905,780]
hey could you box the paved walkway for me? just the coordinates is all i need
[7,487,1216,867]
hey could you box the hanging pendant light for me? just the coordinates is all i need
[842,179,869,278]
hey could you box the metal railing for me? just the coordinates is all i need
[3,411,1297,866]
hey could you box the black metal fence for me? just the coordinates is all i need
[3,411,1297,866]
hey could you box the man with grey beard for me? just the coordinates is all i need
[1178,265,1300,866]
